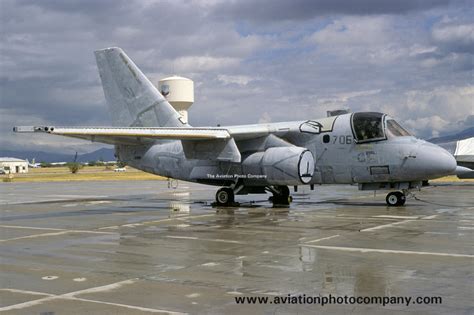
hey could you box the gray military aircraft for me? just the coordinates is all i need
[14,47,459,207]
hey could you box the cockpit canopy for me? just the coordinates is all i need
[351,112,411,143]
[385,119,411,137]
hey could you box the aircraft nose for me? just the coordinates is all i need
[435,147,457,175]
[414,144,457,179]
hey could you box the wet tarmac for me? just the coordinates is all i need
[0,180,473,314]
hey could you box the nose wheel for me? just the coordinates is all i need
[386,191,406,207]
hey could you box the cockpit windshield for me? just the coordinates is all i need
[352,112,385,143]
[386,119,411,137]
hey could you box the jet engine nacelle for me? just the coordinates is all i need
[242,147,315,185]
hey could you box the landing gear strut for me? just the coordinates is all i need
[386,191,406,207]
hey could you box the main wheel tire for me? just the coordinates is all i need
[397,192,406,206]
[386,191,405,207]
[276,185,290,197]
[216,188,234,205]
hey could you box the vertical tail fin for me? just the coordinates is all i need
[95,47,185,127]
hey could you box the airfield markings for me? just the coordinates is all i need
[98,213,216,230]
[300,244,474,258]
[0,226,116,243]
[359,219,415,232]
[0,225,66,231]
[1,182,473,313]
[165,235,246,244]
[373,215,419,219]
[303,234,341,244]
[0,279,185,314]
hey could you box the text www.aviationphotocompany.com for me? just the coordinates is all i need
[234,294,442,307]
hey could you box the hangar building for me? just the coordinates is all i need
[453,137,474,169]
[0,157,28,174]
[437,137,474,169]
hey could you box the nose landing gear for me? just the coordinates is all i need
[386,191,406,207]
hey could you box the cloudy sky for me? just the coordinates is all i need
[1,0,473,153]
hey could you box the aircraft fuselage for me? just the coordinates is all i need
[119,113,456,192]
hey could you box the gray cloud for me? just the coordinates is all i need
[212,0,453,22]
[432,22,474,55]
[0,0,473,153]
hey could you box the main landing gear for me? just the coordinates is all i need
[386,191,406,207]
[268,186,292,206]
[214,185,293,207]
[215,187,235,205]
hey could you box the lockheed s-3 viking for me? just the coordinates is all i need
[14,47,458,207]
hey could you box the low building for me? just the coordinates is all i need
[0,157,29,174]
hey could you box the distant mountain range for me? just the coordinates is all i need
[0,148,115,163]
[427,127,474,144]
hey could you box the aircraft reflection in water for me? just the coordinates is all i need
[14,47,459,207]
